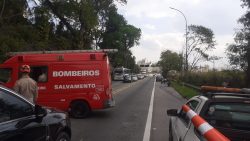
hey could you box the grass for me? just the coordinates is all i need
[171,81,199,99]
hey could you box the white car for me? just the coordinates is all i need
[137,74,144,79]
[131,74,138,81]
[167,87,250,141]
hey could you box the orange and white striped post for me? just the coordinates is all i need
[182,105,230,141]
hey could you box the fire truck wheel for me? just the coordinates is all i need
[55,132,70,141]
[70,101,90,118]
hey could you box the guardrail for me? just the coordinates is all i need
[182,82,201,90]
[182,105,230,141]
[172,80,200,90]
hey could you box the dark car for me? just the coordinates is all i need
[0,85,71,141]
[156,75,163,82]
[161,78,170,86]
[123,74,132,83]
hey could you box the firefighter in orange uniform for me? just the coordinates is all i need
[13,65,38,104]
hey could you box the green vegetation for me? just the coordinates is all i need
[171,81,199,99]
[158,0,250,88]
[226,0,250,87]
[159,50,182,78]
[0,0,141,69]
[158,25,217,78]
[181,70,246,88]
[186,25,216,71]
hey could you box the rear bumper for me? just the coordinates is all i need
[103,98,115,108]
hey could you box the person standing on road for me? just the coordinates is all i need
[13,65,38,104]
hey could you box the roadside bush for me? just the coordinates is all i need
[181,70,246,88]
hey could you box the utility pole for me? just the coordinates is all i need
[170,7,188,71]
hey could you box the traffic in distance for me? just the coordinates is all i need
[113,66,148,83]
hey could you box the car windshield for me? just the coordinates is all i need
[114,69,123,74]
[204,102,250,130]
[124,69,131,74]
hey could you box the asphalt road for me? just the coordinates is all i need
[71,77,186,141]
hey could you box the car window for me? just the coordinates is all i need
[204,102,250,130]
[179,100,200,125]
[0,89,34,123]
[187,100,199,111]
[30,66,48,83]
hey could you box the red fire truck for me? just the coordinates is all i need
[0,49,116,118]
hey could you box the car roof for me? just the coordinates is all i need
[0,85,34,105]
[197,92,250,102]
[0,85,15,93]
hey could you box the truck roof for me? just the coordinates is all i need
[3,49,118,64]
[4,52,107,64]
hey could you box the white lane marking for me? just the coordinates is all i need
[143,78,156,141]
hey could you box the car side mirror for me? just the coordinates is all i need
[35,105,47,118]
[167,109,178,116]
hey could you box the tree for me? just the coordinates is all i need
[0,0,140,72]
[226,40,247,71]
[100,7,141,68]
[38,0,130,49]
[0,0,44,62]
[226,0,250,87]
[159,50,182,77]
[186,25,216,71]
[208,55,222,71]
[39,0,98,49]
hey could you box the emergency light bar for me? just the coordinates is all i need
[8,49,118,56]
[203,92,250,98]
[201,86,250,94]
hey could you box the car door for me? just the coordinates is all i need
[172,99,200,141]
[0,88,47,141]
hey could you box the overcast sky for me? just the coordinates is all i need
[117,0,246,69]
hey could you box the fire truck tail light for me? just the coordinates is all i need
[106,88,111,97]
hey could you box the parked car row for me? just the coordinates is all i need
[123,73,146,83]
